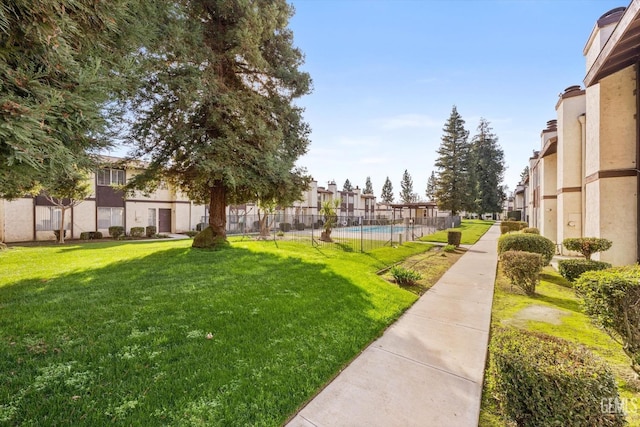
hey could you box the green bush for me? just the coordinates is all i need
[498,233,555,266]
[500,251,542,295]
[195,223,207,232]
[53,230,66,242]
[500,220,527,234]
[79,231,102,240]
[521,227,539,234]
[447,230,462,247]
[185,230,198,238]
[575,266,640,375]
[563,237,612,260]
[558,259,612,282]
[443,244,456,253]
[279,223,291,232]
[145,226,157,237]
[130,227,145,238]
[295,223,305,231]
[390,266,422,285]
[108,226,125,239]
[488,327,624,427]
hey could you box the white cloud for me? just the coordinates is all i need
[379,114,440,130]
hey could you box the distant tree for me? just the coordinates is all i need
[434,106,473,215]
[343,179,354,192]
[426,171,437,201]
[319,198,341,242]
[381,176,394,203]
[520,166,530,183]
[41,170,92,244]
[125,0,312,248]
[364,176,374,195]
[400,170,414,204]
[471,118,505,215]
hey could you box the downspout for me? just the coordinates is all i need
[636,62,640,263]
[578,113,586,237]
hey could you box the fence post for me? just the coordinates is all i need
[360,216,364,252]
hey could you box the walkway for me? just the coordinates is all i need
[286,223,500,427]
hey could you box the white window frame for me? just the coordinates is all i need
[97,169,125,186]
[98,207,124,229]
[35,206,71,231]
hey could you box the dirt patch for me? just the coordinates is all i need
[504,304,569,327]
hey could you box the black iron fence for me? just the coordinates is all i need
[198,213,461,253]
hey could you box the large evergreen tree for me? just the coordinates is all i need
[0,1,150,199]
[381,176,394,203]
[399,169,414,203]
[125,0,312,247]
[426,171,437,201]
[343,179,354,192]
[364,176,374,195]
[471,118,505,214]
[434,106,472,215]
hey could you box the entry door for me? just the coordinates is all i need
[158,209,172,233]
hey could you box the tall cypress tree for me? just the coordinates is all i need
[426,171,437,201]
[364,176,374,195]
[126,0,312,247]
[343,179,353,192]
[471,118,505,214]
[434,106,472,215]
[381,176,394,203]
[400,169,414,203]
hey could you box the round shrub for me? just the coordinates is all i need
[558,259,611,282]
[563,237,612,260]
[447,230,461,247]
[500,251,542,295]
[145,225,157,237]
[130,227,145,238]
[575,266,640,374]
[497,233,555,265]
[108,226,125,239]
[488,327,624,427]
[443,244,456,253]
[521,227,539,234]
[500,220,528,234]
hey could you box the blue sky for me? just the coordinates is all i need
[288,0,624,199]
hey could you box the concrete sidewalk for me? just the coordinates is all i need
[286,223,500,427]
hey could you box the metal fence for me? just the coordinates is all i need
[200,213,461,253]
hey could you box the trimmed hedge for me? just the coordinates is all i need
[447,230,461,247]
[521,227,539,234]
[279,222,292,232]
[79,231,103,240]
[563,237,612,260]
[558,259,612,282]
[500,251,542,295]
[500,220,528,234]
[145,225,157,237]
[488,327,624,427]
[497,233,555,266]
[575,266,640,375]
[130,227,145,237]
[108,226,125,239]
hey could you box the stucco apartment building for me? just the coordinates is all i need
[527,3,640,265]
[0,158,383,242]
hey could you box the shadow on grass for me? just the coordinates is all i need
[540,272,572,288]
[533,292,582,313]
[0,245,393,426]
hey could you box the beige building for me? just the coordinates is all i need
[526,4,640,265]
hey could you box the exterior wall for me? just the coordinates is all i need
[2,199,34,242]
[556,91,586,244]
[539,152,557,242]
[71,201,97,238]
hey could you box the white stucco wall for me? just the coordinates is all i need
[599,68,636,170]
[2,199,34,242]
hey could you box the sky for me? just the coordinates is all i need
[287,0,625,199]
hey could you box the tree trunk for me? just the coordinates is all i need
[192,181,228,248]
[258,213,270,238]
[58,207,66,244]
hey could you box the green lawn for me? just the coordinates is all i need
[419,219,494,245]
[0,239,431,425]
[480,267,640,426]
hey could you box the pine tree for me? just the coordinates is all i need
[520,166,529,183]
[434,106,472,215]
[381,176,394,203]
[400,169,414,203]
[343,179,354,192]
[471,118,505,214]
[426,171,437,201]
[125,0,312,248]
[364,176,374,195]
[0,1,151,199]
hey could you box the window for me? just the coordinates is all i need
[148,208,156,227]
[97,169,125,186]
[35,206,71,231]
[98,207,124,229]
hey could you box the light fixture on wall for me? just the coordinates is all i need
[567,221,576,227]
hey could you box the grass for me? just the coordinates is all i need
[0,238,433,425]
[480,266,640,426]
[419,219,494,245]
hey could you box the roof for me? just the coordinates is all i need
[389,202,437,209]
[585,2,640,86]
